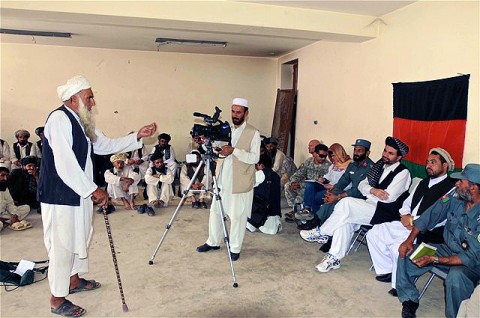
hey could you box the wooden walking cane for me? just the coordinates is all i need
[102,206,129,312]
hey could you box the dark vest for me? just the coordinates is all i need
[153,144,171,161]
[370,163,410,225]
[411,177,456,216]
[13,142,32,159]
[187,164,205,183]
[127,147,143,160]
[36,140,43,153]
[38,106,94,206]
[412,176,456,244]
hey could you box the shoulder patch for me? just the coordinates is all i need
[477,233,480,243]
[441,194,450,203]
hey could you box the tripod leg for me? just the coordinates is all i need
[148,160,206,265]
[211,175,239,288]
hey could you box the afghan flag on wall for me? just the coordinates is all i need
[393,74,469,178]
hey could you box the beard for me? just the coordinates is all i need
[353,153,367,162]
[454,187,473,203]
[232,116,245,126]
[77,99,97,142]
[18,140,28,146]
[0,180,7,191]
[382,156,396,165]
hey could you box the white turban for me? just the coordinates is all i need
[57,75,91,101]
[232,97,249,108]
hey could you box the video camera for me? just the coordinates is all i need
[191,107,231,143]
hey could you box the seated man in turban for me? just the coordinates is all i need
[145,152,174,211]
[151,132,177,175]
[8,156,41,212]
[11,129,41,170]
[0,167,31,232]
[104,153,140,210]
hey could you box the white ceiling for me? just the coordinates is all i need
[0,1,415,57]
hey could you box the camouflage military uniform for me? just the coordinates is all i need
[284,157,330,207]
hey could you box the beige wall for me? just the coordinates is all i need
[0,44,277,160]
[278,1,479,166]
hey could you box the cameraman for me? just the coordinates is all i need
[145,152,174,210]
[196,98,261,261]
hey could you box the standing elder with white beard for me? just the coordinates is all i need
[38,75,157,317]
[196,98,261,261]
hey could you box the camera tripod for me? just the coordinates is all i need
[148,141,239,288]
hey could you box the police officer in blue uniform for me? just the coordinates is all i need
[396,164,480,318]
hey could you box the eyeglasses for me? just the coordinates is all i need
[318,154,327,158]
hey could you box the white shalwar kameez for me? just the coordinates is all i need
[319,161,411,260]
[366,174,451,288]
[206,122,260,253]
[104,165,141,199]
[41,108,142,297]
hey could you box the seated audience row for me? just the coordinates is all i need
[0,128,44,170]
[284,135,478,318]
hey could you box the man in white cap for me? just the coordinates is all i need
[366,148,456,297]
[38,75,157,317]
[196,97,261,261]
[104,153,140,210]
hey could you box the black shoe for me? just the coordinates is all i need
[146,207,155,216]
[284,211,296,223]
[192,201,200,209]
[196,243,220,253]
[297,218,320,230]
[137,204,147,214]
[200,201,208,209]
[230,252,240,261]
[319,237,332,253]
[388,288,398,297]
[401,300,419,318]
[375,273,392,283]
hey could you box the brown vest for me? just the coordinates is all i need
[217,123,258,194]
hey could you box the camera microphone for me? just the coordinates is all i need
[193,112,208,118]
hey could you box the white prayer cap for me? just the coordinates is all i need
[232,97,249,108]
[57,75,91,101]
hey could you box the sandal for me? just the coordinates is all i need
[69,278,101,294]
[51,299,86,317]
[9,220,32,231]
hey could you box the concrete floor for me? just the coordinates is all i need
[0,199,446,317]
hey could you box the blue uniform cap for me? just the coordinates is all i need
[450,164,480,184]
[351,139,371,150]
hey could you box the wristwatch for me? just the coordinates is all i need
[433,256,440,264]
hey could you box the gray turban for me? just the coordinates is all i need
[57,75,91,101]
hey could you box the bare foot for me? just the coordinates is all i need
[121,198,131,209]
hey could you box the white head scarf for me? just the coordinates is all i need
[57,75,91,101]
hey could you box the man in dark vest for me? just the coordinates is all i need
[301,136,411,273]
[11,129,41,169]
[367,148,456,297]
[150,132,177,175]
[35,126,45,153]
[38,75,157,317]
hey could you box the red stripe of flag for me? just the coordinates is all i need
[393,118,465,168]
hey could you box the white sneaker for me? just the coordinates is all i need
[316,253,341,273]
[300,226,329,243]
[246,222,257,232]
